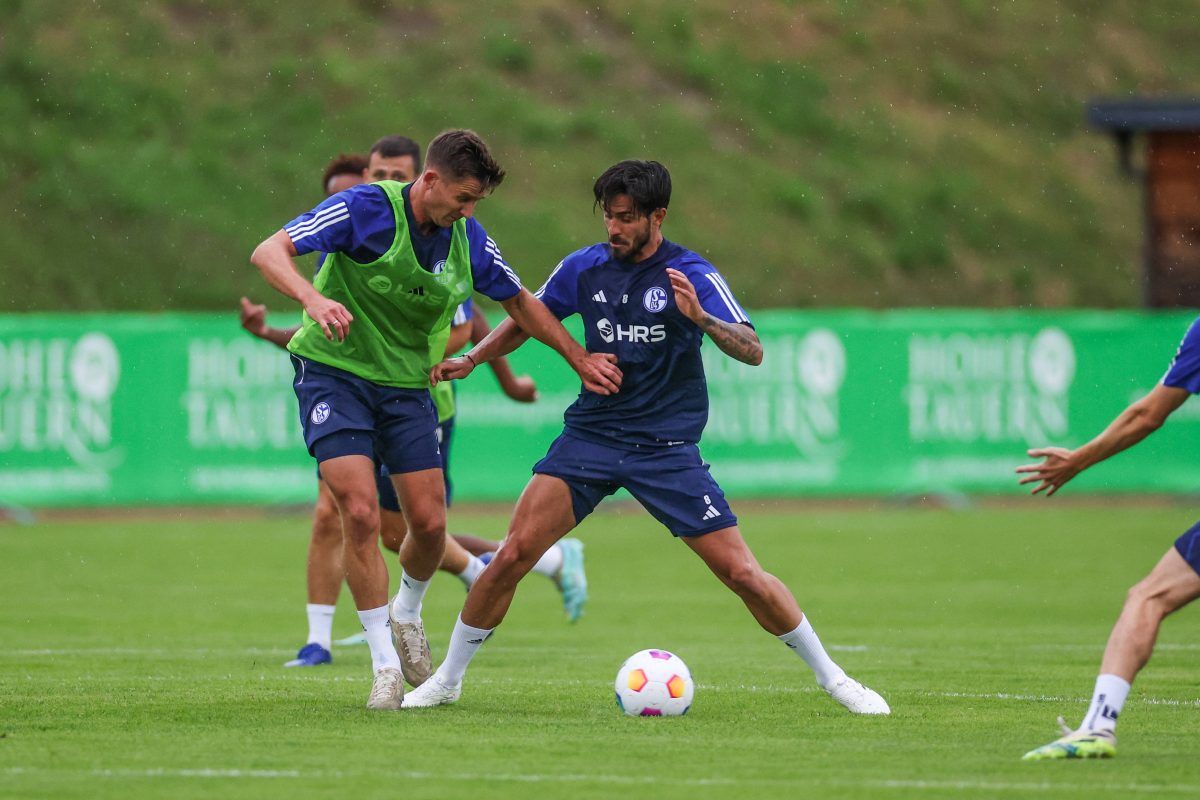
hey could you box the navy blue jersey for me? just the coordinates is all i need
[535,240,751,447]
[283,183,521,302]
[1163,317,1200,393]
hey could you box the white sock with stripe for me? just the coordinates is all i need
[357,605,401,674]
[390,571,430,623]
[1081,674,1130,733]
[777,616,846,689]
[305,603,335,650]
[436,615,493,685]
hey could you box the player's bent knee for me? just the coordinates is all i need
[340,500,379,540]
[405,518,446,544]
[488,538,539,573]
[723,561,767,598]
[1125,577,1173,618]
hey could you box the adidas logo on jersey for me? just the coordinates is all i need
[702,505,721,520]
[592,290,607,302]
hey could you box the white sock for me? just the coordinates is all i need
[1081,673,1130,733]
[390,571,430,623]
[531,544,563,578]
[777,616,846,689]
[455,555,486,588]
[357,605,401,674]
[305,603,336,650]
[436,614,493,685]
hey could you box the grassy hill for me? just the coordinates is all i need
[3,1,1196,311]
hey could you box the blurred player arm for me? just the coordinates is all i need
[238,296,299,350]
[445,318,474,357]
[667,268,762,366]
[1016,384,1190,496]
[249,230,352,341]
[471,311,537,402]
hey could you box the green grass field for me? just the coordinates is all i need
[3,502,1199,799]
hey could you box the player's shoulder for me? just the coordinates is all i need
[551,243,610,280]
[663,242,718,277]
[564,242,610,268]
[329,182,388,207]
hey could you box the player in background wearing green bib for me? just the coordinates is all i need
[251,130,621,709]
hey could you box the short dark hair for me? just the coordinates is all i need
[321,153,368,194]
[593,160,672,217]
[369,135,422,172]
[425,129,505,192]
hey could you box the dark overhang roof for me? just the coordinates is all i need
[1089,99,1200,132]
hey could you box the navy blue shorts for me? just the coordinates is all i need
[532,432,736,537]
[319,415,456,513]
[1174,520,1200,576]
[376,417,456,511]
[291,355,442,475]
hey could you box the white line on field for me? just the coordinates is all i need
[14,671,1197,708]
[1,766,741,786]
[8,768,1200,793]
[861,779,1200,795]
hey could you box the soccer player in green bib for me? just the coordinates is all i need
[250,129,621,709]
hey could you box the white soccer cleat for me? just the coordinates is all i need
[366,667,404,710]
[389,614,432,687]
[401,673,462,709]
[824,675,890,715]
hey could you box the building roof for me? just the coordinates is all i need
[1089,99,1200,132]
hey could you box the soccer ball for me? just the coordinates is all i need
[614,649,694,717]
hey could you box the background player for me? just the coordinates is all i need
[250,129,619,709]
[1017,319,1200,760]
[403,160,889,715]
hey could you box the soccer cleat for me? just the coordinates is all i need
[366,667,404,710]
[824,675,890,715]
[554,538,588,623]
[333,631,368,647]
[389,615,432,687]
[283,642,332,668]
[400,673,461,708]
[1022,716,1116,761]
[478,551,494,565]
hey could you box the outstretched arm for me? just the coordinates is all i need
[239,297,300,350]
[1015,384,1190,496]
[250,230,352,341]
[667,267,762,366]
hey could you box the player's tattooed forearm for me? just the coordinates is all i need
[699,314,763,365]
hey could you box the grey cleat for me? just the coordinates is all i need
[366,667,404,710]
[390,614,433,687]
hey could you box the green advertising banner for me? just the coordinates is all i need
[1,310,1198,508]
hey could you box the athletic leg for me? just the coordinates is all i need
[387,468,446,686]
[403,475,579,707]
[1100,546,1200,681]
[1023,543,1200,760]
[318,454,402,691]
[682,525,801,635]
[683,526,889,715]
[285,478,340,667]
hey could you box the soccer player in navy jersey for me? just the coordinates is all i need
[1017,320,1200,760]
[250,130,620,709]
[403,160,890,714]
